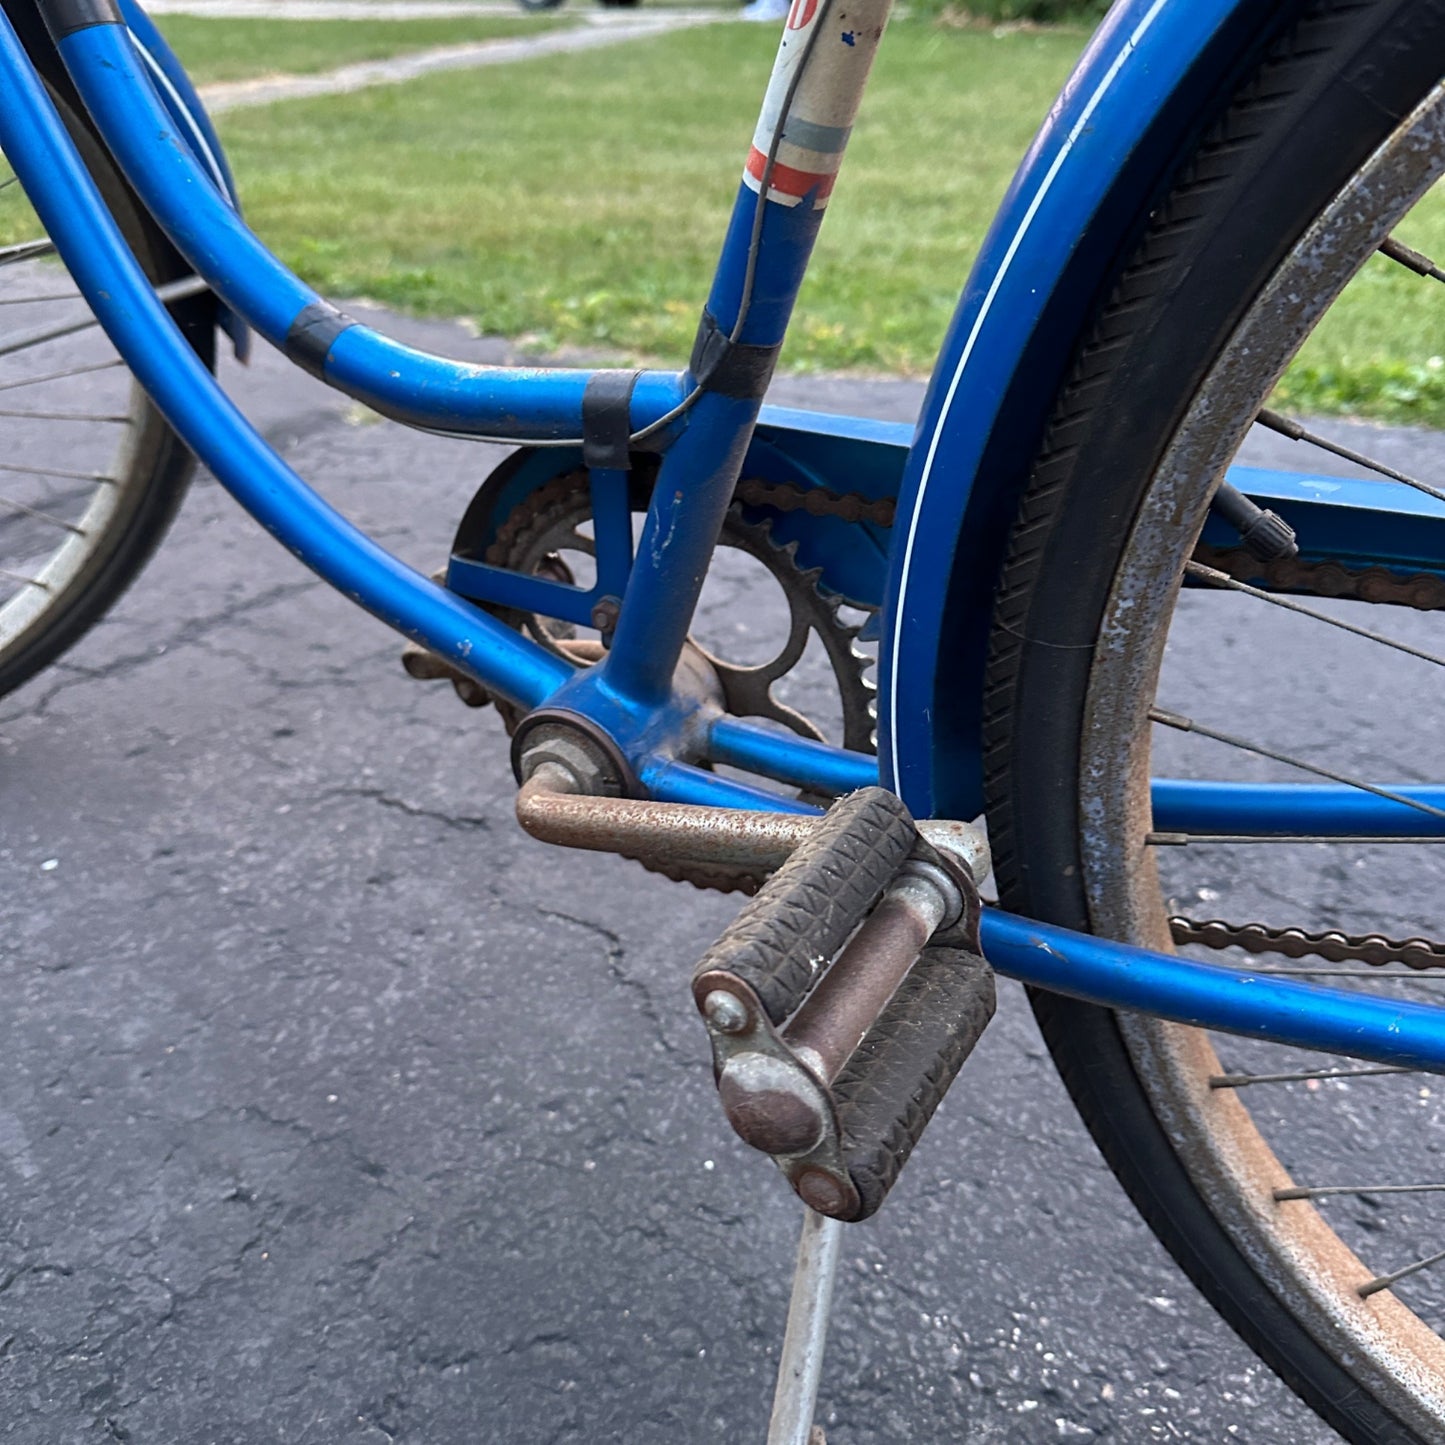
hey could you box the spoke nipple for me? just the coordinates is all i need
[703,989,750,1034]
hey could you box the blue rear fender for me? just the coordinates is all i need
[879,0,1284,820]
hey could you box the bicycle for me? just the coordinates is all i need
[3,0,1445,1438]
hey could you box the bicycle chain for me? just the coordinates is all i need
[733,477,896,528]
[1169,916,1445,971]
[436,483,1445,938]
[1171,543,1445,968]
[1193,543,1445,611]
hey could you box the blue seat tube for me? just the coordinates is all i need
[594,0,896,710]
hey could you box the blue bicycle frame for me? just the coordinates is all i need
[3,0,1445,1070]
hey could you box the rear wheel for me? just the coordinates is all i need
[984,2,1445,1439]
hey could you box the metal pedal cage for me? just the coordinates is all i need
[691,789,995,1223]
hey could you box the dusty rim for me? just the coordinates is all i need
[1079,84,1445,1437]
[0,377,146,666]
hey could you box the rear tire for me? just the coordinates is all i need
[982,2,1445,1439]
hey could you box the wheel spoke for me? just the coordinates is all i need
[1359,1248,1445,1300]
[0,274,208,361]
[0,495,83,534]
[0,358,125,394]
[0,460,114,485]
[0,563,47,589]
[1255,408,1445,506]
[1149,706,1445,821]
[1231,967,1445,977]
[1186,561,1445,670]
[0,291,82,307]
[0,408,130,423]
[1211,1066,1414,1088]
[1277,1182,1445,1200]
[1379,233,1445,283]
[0,239,56,266]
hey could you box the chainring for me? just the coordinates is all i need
[480,468,878,757]
[428,466,880,891]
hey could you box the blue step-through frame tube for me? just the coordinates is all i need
[53,8,689,441]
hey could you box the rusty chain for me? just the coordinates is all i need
[425,473,1445,949]
[1169,916,1445,971]
[1193,543,1445,611]
[733,477,896,528]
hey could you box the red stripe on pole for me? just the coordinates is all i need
[745,147,837,201]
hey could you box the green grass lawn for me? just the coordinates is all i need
[1272,237,1445,426]
[154,12,569,85]
[216,19,1085,374]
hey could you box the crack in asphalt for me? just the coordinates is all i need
[0,577,321,723]
[536,906,697,1074]
[325,786,494,833]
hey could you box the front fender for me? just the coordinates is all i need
[1,0,248,359]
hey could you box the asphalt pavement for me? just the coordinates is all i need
[1,305,1411,1443]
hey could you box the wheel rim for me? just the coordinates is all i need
[0,186,156,679]
[1079,83,1445,1433]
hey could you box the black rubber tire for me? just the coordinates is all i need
[981,2,1445,1441]
[0,81,215,700]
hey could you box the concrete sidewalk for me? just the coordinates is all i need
[194,10,724,113]
[149,0,724,17]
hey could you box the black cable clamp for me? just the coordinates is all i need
[689,309,780,401]
[40,0,121,41]
[581,369,641,472]
[285,300,357,380]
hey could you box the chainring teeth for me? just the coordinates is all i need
[409,469,886,890]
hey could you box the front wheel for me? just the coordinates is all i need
[983,2,1445,1440]
[0,83,214,699]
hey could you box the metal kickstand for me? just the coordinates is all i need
[767,1207,844,1445]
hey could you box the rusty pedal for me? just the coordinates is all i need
[691,788,995,1222]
